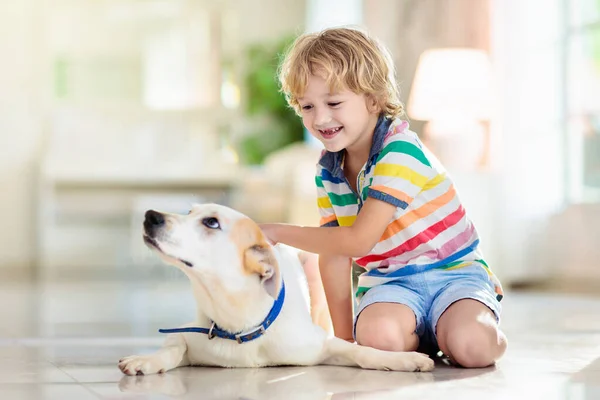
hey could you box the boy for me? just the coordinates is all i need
[260,27,506,368]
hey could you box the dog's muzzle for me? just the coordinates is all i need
[144,210,164,237]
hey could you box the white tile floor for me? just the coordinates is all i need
[0,272,599,400]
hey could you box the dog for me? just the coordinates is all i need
[118,204,434,375]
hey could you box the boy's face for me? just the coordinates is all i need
[297,74,379,156]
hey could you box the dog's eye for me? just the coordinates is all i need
[202,217,220,230]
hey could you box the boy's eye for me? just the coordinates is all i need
[301,105,313,111]
[328,102,341,107]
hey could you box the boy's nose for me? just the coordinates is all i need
[314,107,332,127]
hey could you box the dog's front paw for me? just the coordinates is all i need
[118,355,169,376]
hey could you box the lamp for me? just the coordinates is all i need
[407,48,493,170]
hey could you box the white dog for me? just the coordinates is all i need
[118,204,434,375]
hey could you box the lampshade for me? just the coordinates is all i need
[407,48,492,121]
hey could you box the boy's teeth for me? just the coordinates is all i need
[322,127,341,135]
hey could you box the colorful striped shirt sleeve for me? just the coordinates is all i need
[368,135,436,209]
[315,170,339,227]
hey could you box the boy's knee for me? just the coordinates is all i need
[444,324,505,368]
[355,315,418,352]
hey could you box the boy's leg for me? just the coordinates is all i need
[429,265,506,368]
[436,299,507,368]
[354,280,427,352]
[355,303,419,352]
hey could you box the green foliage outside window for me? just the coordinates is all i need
[238,36,305,165]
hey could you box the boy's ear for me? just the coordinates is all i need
[366,94,381,113]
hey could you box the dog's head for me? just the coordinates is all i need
[142,204,281,299]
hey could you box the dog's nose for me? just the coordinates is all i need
[144,210,165,233]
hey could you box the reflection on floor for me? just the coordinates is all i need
[0,270,599,399]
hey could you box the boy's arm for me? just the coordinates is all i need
[319,254,354,341]
[260,197,397,258]
[261,133,438,258]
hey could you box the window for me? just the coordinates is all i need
[49,0,218,110]
[566,0,600,202]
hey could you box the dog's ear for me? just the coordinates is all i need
[232,218,282,299]
[244,245,281,299]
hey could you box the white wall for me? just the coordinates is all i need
[0,1,44,270]
[490,0,567,283]
[237,0,305,44]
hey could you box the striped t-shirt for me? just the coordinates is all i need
[315,116,503,301]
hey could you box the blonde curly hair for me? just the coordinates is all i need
[278,27,404,119]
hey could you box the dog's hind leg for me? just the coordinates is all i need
[320,337,434,372]
[119,333,190,376]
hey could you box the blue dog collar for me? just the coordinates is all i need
[158,281,285,344]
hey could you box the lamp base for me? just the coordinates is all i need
[423,119,487,171]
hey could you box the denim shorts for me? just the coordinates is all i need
[353,262,502,354]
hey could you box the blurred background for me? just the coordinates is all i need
[0,0,599,294]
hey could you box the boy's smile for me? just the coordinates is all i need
[319,126,343,140]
